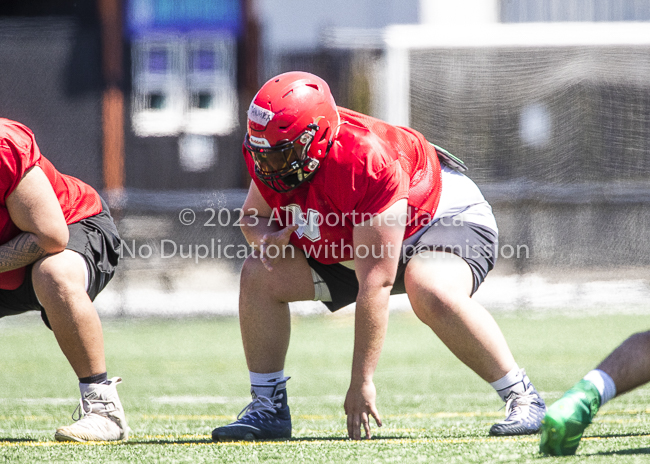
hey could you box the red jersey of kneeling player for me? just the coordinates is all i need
[244,107,442,265]
[0,118,102,290]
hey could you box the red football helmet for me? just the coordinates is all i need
[244,71,339,192]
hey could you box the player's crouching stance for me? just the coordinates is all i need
[0,119,128,442]
[212,72,545,441]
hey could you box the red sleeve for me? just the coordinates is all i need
[0,121,41,204]
[351,159,409,225]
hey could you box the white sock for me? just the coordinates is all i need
[79,383,92,398]
[583,369,616,405]
[249,370,288,398]
[79,380,109,397]
[490,365,528,402]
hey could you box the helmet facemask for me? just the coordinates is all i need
[245,123,321,192]
[246,71,339,192]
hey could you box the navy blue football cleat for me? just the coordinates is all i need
[212,384,291,441]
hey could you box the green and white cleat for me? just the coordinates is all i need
[539,379,601,456]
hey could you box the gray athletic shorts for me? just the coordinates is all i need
[0,198,121,328]
[306,219,498,312]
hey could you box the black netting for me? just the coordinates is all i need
[409,46,650,269]
[410,46,650,185]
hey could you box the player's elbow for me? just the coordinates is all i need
[37,227,69,254]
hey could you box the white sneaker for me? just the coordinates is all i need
[55,377,129,442]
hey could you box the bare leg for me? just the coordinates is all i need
[239,249,315,374]
[539,333,650,455]
[31,250,106,378]
[597,331,650,396]
[404,251,516,383]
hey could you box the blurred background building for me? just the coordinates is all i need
[1,0,650,315]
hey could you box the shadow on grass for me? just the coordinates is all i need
[127,436,405,445]
[0,435,446,445]
[538,433,650,458]
[0,438,40,443]
[540,448,650,460]
[590,447,650,456]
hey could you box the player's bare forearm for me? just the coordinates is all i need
[0,232,48,273]
[351,287,391,384]
[239,214,281,248]
[239,181,279,249]
[240,214,298,271]
[345,286,390,439]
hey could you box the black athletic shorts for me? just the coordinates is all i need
[0,198,121,328]
[307,219,497,312]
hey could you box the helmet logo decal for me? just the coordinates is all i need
[247,72,337,192]
[248,102,275,127]
[249,135,271,147]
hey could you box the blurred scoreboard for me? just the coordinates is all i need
[126,0,241,138]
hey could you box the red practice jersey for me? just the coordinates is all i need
[0,118,102,290]
[244,107,442,264]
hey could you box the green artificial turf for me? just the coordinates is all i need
[0,310,649,463]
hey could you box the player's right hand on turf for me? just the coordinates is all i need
[344,379,382,440]
[258,224,299,271]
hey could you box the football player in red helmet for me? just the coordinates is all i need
[212,71,545,442]
[244,72,339,192]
